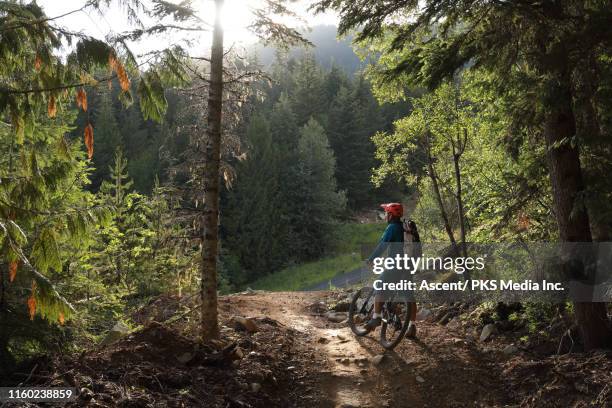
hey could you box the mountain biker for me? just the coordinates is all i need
[365,203,418,338]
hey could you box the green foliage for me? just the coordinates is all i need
[221,53,408,288]
[0,109,108,324]
[327,83,375,208]
[136,71,167,122]
[249,221,382,291]
[372,76,557,241]
[0,0,190,149]
[523,303,558,334]
[89,90,122,190]
[223,114,289,283]
[91,151,197,294]
[331,222,382,254]
[320,0,612,242]
[292,118,347,259]
[291,53,326,126]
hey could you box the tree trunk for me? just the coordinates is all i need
[571,58,611,242]
[452,150,467,257]
[200,0,224,341]
[425,130,457,251]
[452,151,468,280]
[544,93,612,350]
[0,264,5,309]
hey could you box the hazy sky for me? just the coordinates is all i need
[39,1,338,58]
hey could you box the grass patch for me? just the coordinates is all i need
[332,222,383,254]
[250,253,362,291]
[249,222,385,291]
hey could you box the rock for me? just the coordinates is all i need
[371,354,385,366]
[340,358,350,365]
[326,311,348,323]
[317,336,329,344]
[502,344,519,355]
[416,375,425,383]
[176,352,195,364]
[100,322,130,346]
[437,312,454,325]
[250,383,261,393]
[232,346,245,359]
[416,307,432,321]
[231,316,258,333]
[446,317,461,329]
[79,387,94,401]
[308,301,328,314]
[333,298,351,312]
[287,366,296,371]
[209,339,226,349]
[480,323,497,341]
[336,334,347,341]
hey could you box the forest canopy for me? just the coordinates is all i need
[1,0,611,386]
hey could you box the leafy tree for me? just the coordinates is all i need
[316,0,612,349]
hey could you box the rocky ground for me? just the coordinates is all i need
[5,290,611,407]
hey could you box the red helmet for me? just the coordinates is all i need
[380,203,403,218]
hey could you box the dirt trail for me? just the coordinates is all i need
[222,291,512,408]
[16,291,610,407]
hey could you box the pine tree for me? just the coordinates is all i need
[327,85,375,209]
[96,148,135,287]
[324,64,350,101]
[292,118,346,259]
[90,90,122,190]
[224,115,289,282]
[270,93,300,149]
[291,53,326,126]
[0,109,110,353]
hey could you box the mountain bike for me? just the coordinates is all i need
[348,286,414,350]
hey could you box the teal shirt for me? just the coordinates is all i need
[368,220,404,262]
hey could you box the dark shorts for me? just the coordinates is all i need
[376,268,415,302]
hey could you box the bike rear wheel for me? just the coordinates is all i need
[380,299,413,349]
[348,286,375,336]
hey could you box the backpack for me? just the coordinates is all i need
[403,219,423,258]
